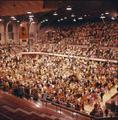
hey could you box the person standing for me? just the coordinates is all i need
[100,90,104,102]
[104,108,109,117]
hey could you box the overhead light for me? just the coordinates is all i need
[60,18,63,21]
[111,17,115,20]
[27,11,32,14]
[73,19,76,22]
[29,15,34,18]
[41,20,46,23]
[64,17,67,19]
[53,12,58,16]
[105,12,109,15]
[41,20,43,23]
[78,17,83,20]
[11,16,15,19]
[100,16,106,19]
[57,19,60,22]
[71,14,75,17]
[17,20,20,23]
[45,19,48,22]
[84,14,87,17]
[66,5,72,11]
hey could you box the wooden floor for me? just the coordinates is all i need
[0,91,90,120]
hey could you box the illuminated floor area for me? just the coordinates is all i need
[85,85,118,113]
[0,91,89,120]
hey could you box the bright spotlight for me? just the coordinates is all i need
[27,11,32,14]
[100,16,106,19]
[66,5,72,11]
[53,12,58,16]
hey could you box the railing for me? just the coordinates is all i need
[40,98,118,120]
[0,89,117,120]
[21,52,118,63]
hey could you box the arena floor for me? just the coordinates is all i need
[85,85,118,113]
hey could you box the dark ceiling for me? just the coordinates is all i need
[0,0,117,23]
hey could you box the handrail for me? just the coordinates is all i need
[0,89,117,120]
[21,52,118,63]
[40,98,118,120]
[41,98,94,118]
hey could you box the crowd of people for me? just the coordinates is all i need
[0,47,117,117]
[3,21,117,60]
[38,21,118,47]
[30,43,117,60]
[0,20,117,118]
[31,21,118,60]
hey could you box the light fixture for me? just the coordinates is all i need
[27,11,32,14]
[17,20,20,23]
[71,14,75,17]
[78,17,83,20]
[60,18,63,21]
[66,5,72,11]
[84,14,87,17]
[57,19,60,22]
[105,12,109,15]
[111,17,115,20]
[42,20,45,22]
[73,19,76,22]
[64,17,67,19]
[100,16,106,19]
[11,16,15,19]
[53,12,58,16]
[41,20,46,23]
[45,19,48,22]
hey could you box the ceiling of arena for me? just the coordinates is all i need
[0,0,118,16]
[0,0,53,16]
[0,0,117,22]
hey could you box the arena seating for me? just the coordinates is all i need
[0,20,118,119]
